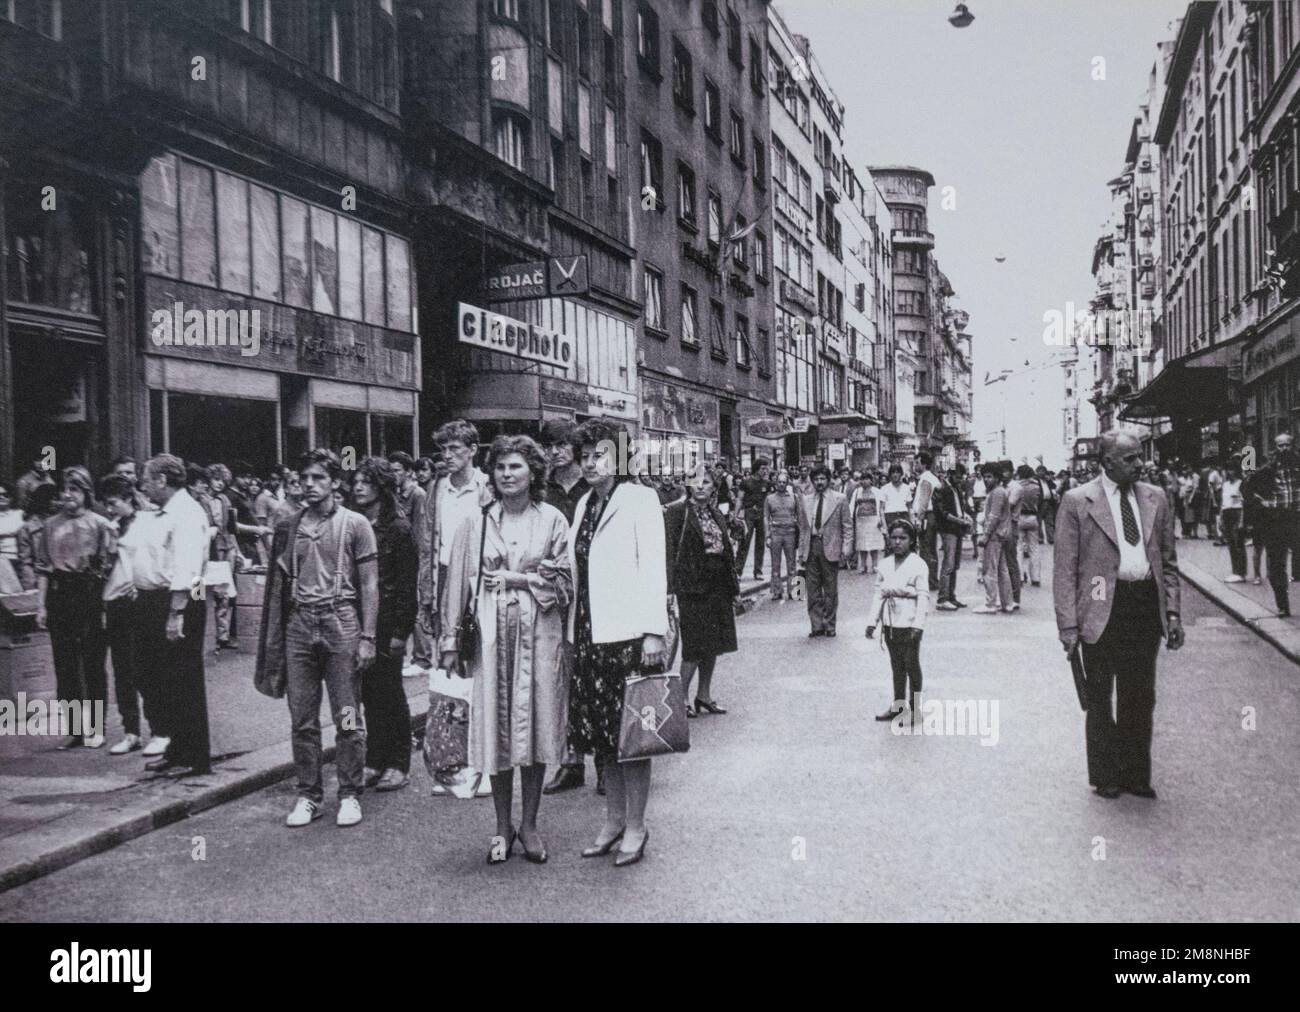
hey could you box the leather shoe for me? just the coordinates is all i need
[144,757,178,772]
[1094,784,1122,799]
[826,630,836,637]
[542,765,584,794]
[1123,784,1157,799]
[808,630,824,638]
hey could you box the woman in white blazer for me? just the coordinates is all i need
[566,420,667,868]
[865,518,930,724]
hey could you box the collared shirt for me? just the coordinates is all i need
[1221,478,1243,510]
[396,481,427,524]
[912,470,940,516]
[439,472,488,566]
[103,513,143,602]
[35,510,117,578]
[1261,456,1300,511]
[1099,474,1151,582]
[740,475,771,511]
[879,482,913,515]
[545,472,590,525]
[291,503,377,604]
[765,490,799,533]
[131,488,211,593]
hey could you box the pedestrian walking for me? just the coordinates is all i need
[566,419,668,868]
[797,465,854,637]
[934,464,973,609]
[350,458,417,793]
[439,436,572,864]
[763,470,800,601]
[1219,462,1247,582]
[1002,467,1023,608]
[1242,432,1300,616]
[1053,431,1183,800]
[850,472,885,574]
[879,464,912,532]
[911,453,942,592]
[1013,465,1044,587]
[34,467,115,748]
[1036,465,1058,545]
[969,470,986,561]
[866,519,929,722]
[258,449,379,827]
[735,461,771,580]
[665,471,742,719]
[973,465,1014,614]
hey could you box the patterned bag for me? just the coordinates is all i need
[617,668,691,762]
[421,669,482,796]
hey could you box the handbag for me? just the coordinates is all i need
[617,664,690,762]
[454,505,490,664]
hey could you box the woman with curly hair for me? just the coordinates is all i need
[440,435,572,864]
[566,419,668,867]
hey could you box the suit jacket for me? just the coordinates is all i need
[981,483,1012,541]
[1052,477,1180,645]
[797,488,854,562]
[933,481,971,537]
[567,482,668,644]
[664,499,742,597]
[415,469,493,623]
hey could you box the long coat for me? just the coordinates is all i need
[664,499,742,597]
[440,500,572,776]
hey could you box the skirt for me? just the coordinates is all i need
[855,515,884,552]
[677,555,738,662]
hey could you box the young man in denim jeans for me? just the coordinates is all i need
[266,449,379,828]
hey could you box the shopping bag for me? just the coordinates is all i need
[421,667,482,797]
[617,668,690,762]
[664,596,681,671]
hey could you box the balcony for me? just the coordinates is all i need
[913,392,940,408]
[892,229,935,249]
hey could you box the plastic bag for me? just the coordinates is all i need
[421,667,482,798]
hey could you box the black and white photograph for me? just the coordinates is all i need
[0,0,1295,964]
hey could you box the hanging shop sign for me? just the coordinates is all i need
[458,302,574,372]
[539,377,637,420]
[745,417,787,440]
[791,417,812,433]
[487,256,590,302]
[1242,317,1300,385]
[640,377,719,439]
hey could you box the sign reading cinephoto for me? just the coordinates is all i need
[458,302,574,372]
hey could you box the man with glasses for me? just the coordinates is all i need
[1243,432,1300,617]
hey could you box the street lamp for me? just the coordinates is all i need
[948,4,975,28]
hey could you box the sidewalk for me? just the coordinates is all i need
[1173,534,1300,665]
[0,578,774,893]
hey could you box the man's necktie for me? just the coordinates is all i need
[815,493,824,532]
[1120,489,1140,546]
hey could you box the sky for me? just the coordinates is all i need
[776,0,1188,468]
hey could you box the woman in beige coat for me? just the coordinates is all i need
[440,436,572,865]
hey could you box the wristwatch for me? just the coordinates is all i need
[360,634,376,642]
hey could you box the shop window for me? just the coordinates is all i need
[4,182,97,314]
[337,216,362,321]
[316,406,368,460]
[216,173,252,295]
[310,205,338,315]
[141,155,180,278]
[166,393,278,474]
[250,184,281,301]
[281,196,310,308]
[362,226,385,326]
[180,160,217,287]
[370,414,413,458]
[385,234,412,331]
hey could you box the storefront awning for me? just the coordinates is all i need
[1119,338,1242,423]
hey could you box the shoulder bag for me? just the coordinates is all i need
[455,505,491,665]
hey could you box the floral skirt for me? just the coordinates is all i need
[567,635,641,760]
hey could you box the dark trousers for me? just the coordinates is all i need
[939,531,963,602]
[1261,510,1300,611]
[137,590,209,768]
[362,650,411,774]
[736,506,765,577]
[1080,579,1162,789]
[1042,505,1056,544]
[105,595,154,738]
[883,626,923,705]
[1221,508,1246,577]
[919,515,940,590]
[1005,528,1022,603]
[45,573,107,721]
[804,536,839,633]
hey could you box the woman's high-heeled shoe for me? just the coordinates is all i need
[614,829,649,868]
[694,697,727,715]
[875,706,904,722]
[581,828,624,858]
[519,829,548,864]
[487,828,517,864]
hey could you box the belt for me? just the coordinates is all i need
[290,598,357,613]
[1117,575,1155,585]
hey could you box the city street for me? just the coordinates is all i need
[2,554,1296,923]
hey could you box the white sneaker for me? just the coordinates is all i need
[83,734,105,749]
[286,798,322,827]
[142,736,170,757]
[935,601,958,611]
[1224,575,1245,583]
[336,797,362,827]
[109,734,140,755]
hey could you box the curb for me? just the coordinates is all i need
[1178,561,1300,665]
[0,695,432,895]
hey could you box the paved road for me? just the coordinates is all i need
[2,550,1298,922]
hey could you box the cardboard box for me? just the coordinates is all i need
[0,631,56,702]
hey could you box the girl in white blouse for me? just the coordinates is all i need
[866,519,930,723]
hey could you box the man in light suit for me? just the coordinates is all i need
[797,465,855,637]
[1053,430,1184,800]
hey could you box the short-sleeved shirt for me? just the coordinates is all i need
[291,504,377,604]
[131,488,211,592]
[35,510,117,578]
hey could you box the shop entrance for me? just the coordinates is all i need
[9,330,100,474]
[161,392,278,473]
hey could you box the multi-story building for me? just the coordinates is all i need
[838,165,889,469]
[404,0,641,444]
[621,0,774,472]
[2,0,421,477]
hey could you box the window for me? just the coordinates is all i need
[337,216,362,321]
[672,39,694,111]
[644,265,665,332]
[602,0,613,32]
[640,129,664,210]
[677,162,696,225]
[607,175,620,233]
[216,173,251,294]
[681,285,699,345]
[281,196,309,307]
[707,189,722,247]
[731,214,748,265]
[546,0,563,50]
[493,112,529,171]
[729,111,746,164]
[250,184,280,301]
[753,137,766,189]
[326,4,354,84]
[547,57,564,134]
[637,3,660,76]
[580,157,594,219]
[754,230,768,278]
[702,0,719,36]
[726,2,742,66]
[549,137,564,192]
[756,326,770,375]
[576,5,592,77]
[735,313,751,367]
[604,104,618,173]
[749,36,764,93]
[4,0,62,38]
[493,0,521,20]
[141,154,180,278]
[310,205,338,315]
[179,160,217,287]
[236,0,272,43]
[385,234,411,331]
[710,300,728,360]
[704,78,722,141]
[578,83,592,155]
[362,227,385,326]
[4,181,94,312]
[771,136,786,191]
